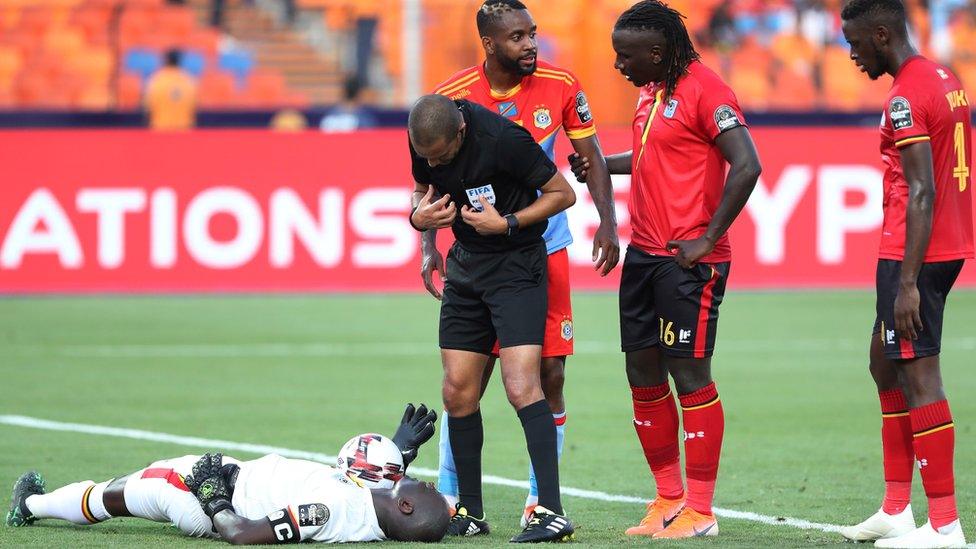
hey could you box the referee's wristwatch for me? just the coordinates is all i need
[504,213,520,236]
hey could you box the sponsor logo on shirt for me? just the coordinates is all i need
[533,107,552,130]
[663,99,679,118]
[575,91,592,124]
[497,101,518,118]
[449,89,471,100]
[298,503,330,527]
[889,96,913,130]
[465,185,496,211]
[713,105,741,132]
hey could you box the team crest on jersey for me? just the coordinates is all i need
[465,184,496,211]
[663,99,679,118]
[560,318,573,341]
[575,91,592,124]
[889,97,913,130]
[497,101,518,118]
[533,107,552,129]
[714,105,741,132]
[298,504,330,527]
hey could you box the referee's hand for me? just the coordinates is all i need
[412,186,456,230]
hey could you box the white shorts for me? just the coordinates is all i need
[123,454,241,539]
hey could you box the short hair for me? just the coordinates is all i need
[840,0,906,23]
[407,94,463,148]
[614,1,700,101]
[476,0,528,37]
[164,49,181,67]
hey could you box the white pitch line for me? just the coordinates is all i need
[0,414,848,535]
[6,337,976,358]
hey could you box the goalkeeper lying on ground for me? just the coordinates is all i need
[5,404,450,544]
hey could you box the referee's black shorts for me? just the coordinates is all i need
[619,246,730,358]
[439,240,548,354]
[873,258,964,360]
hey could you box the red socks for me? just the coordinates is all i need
[879,389,913,514]
[910,399,956,529]
[631,383,683,499]
[679,382,724,516]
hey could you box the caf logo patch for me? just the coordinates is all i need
[533,107,552,130]
[298,503,330,527]
[714,105,741,132]
[560,318,573,341]
[889,96,913,130]
[575,91,592,124]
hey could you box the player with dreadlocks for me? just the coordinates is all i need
[570,0,761,539]
[426,0,617,540]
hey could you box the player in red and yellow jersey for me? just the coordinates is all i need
[424,0,620,533]
[571,1,761,539]
[839,2,972,547]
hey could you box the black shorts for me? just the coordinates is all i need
[439,240,548,353]
[873,259,964,360]
[619,246,730,358]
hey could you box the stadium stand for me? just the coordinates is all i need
[1,0,975,120]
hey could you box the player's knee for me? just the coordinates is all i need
[441,381,479,417]
[670,368,711,395]
[503,378,545,410]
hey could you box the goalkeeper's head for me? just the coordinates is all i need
[371,477,451,542]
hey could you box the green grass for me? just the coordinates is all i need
[0,290,974,547]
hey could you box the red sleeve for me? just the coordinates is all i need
[696,78,747,142]
[888,83,931,148]
[560,75,597,140]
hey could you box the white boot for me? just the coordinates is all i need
[874,519,967,549]
[840,505,916,541]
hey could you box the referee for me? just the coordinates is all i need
[407,94,576,543]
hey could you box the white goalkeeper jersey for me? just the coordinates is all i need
[231,454,385,543]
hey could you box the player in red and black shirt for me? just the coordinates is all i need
[838,2,972,547]
[570,1,760,539]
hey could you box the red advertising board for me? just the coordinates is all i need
[0,128,973,293]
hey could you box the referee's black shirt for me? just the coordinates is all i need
[410,100,558,253]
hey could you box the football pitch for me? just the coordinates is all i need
[1,290,973,548]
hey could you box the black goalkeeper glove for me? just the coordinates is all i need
[391,403,437,467]
[183,453,237,519]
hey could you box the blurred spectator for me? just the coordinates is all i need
[318,76,378,133]
[270,108,308,131]
[144,49,197,131]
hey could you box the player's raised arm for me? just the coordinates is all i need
[892,140,935,340]
[569,134,620,275]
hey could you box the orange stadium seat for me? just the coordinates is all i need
[0,5,22,32]
[957,62,976,101]
[71,6,112,46]
[768,67,816,110]
[157,7,196,43]
[117,72,143,108]
[820,45,865,111]
[0,47,22,90]
[198,71,236,108]
[240,69,285,107]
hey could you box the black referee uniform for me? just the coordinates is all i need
[410,100,558,354]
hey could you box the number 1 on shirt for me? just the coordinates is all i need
[953,121,969,192]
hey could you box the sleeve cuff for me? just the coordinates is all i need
[895,135,930,148]
[566,126,597,140]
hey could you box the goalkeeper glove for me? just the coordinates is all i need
[391,403,436,467]
[183,453,237,519]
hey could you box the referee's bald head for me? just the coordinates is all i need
[408,94,464,149]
